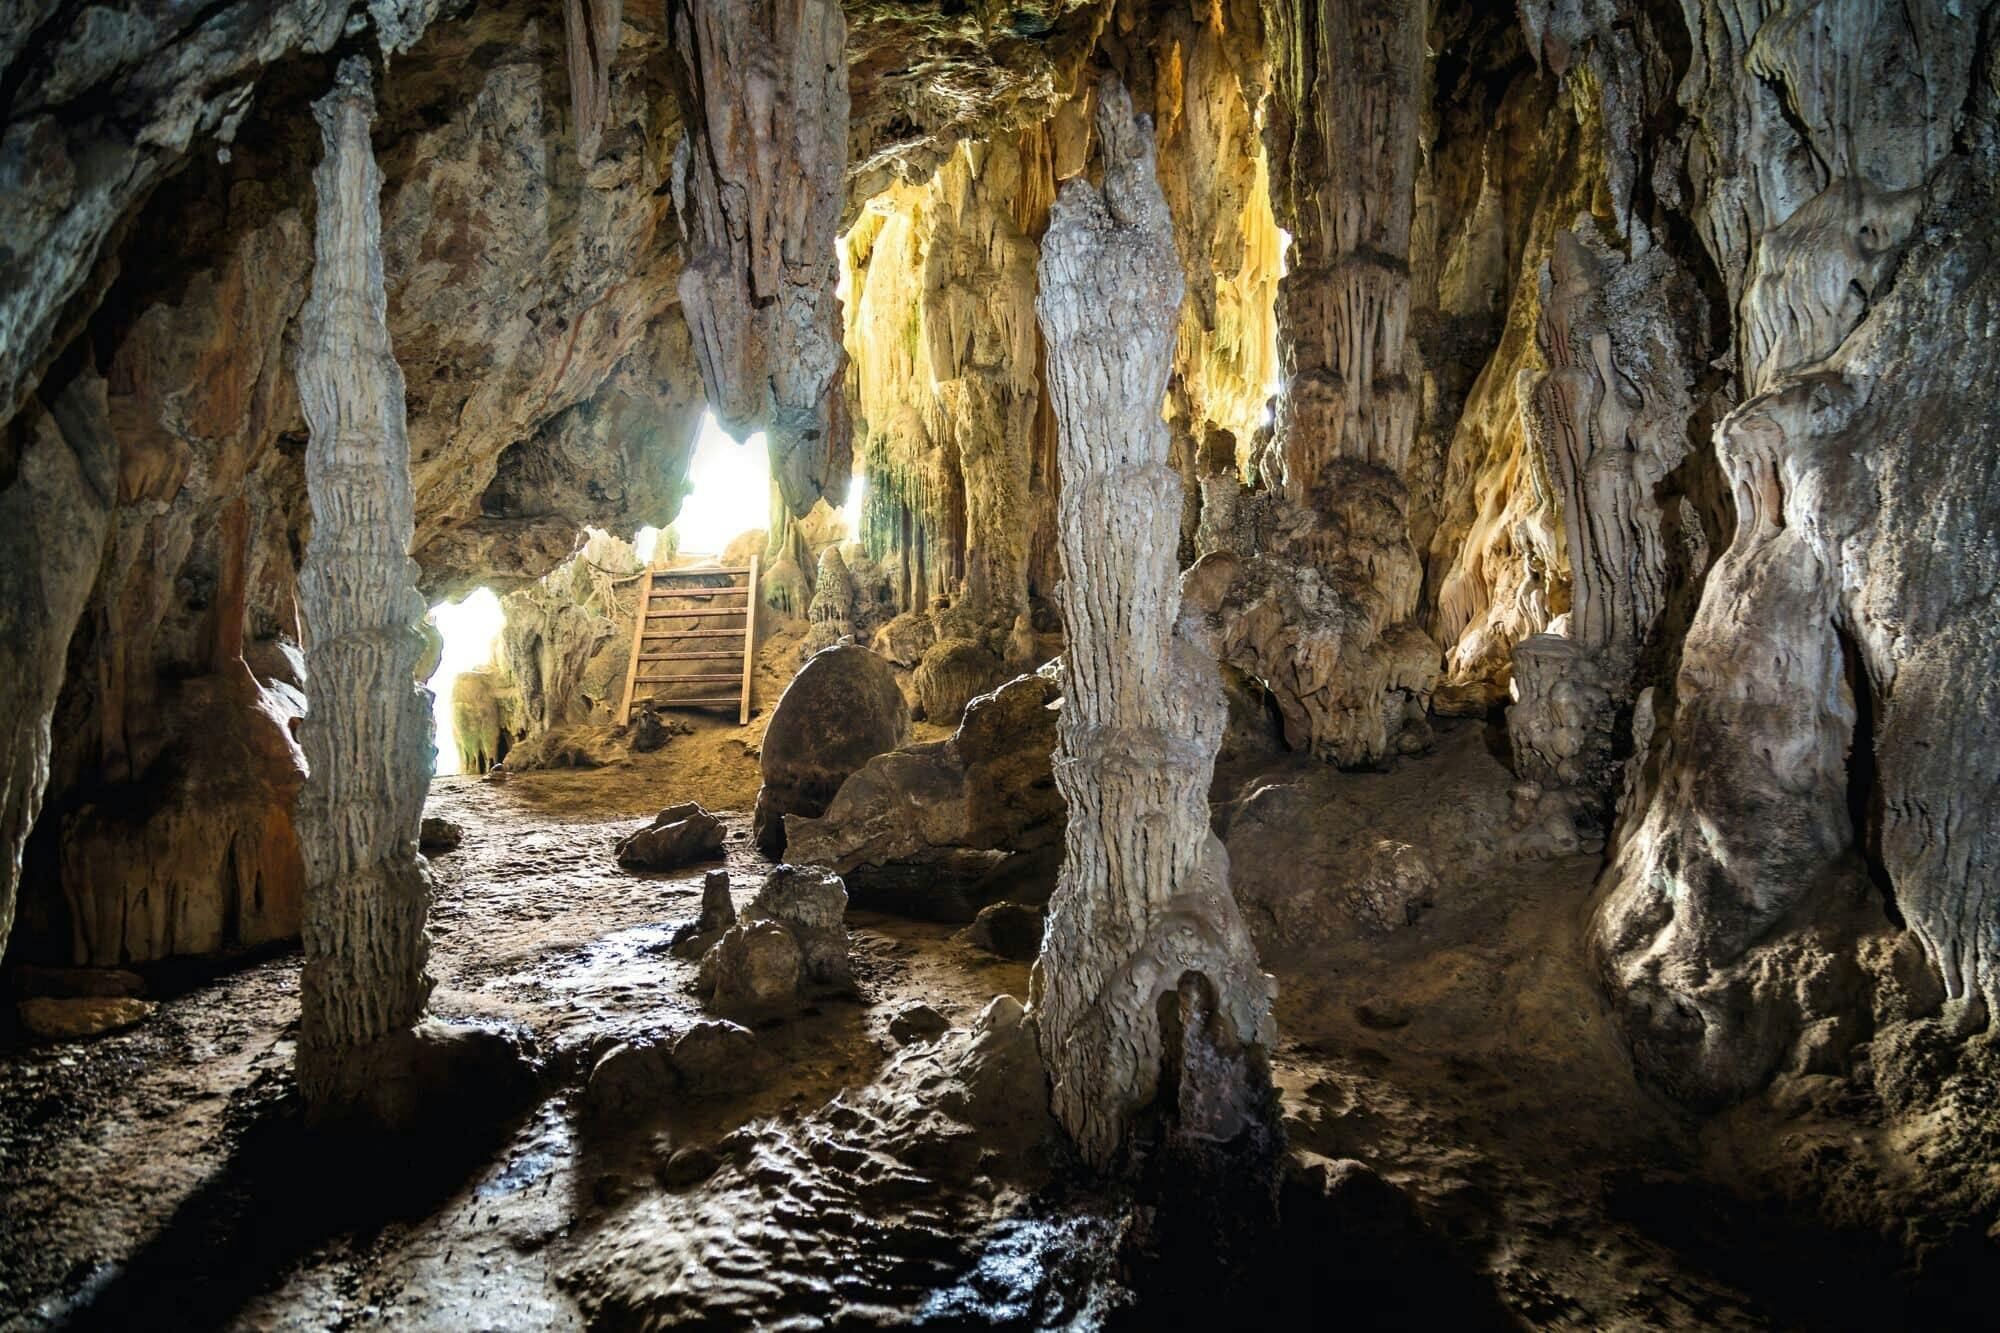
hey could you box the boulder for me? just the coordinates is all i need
[912,637,1006,724]
[967,902,1045,961]
[419,816,464,852]
[782,672,1062,920]
[753,643,909,855]
[616,802,726,870]
[698,921,804,1018]
[17,997,155,1042]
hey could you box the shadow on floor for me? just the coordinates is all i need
[1604,1169,2000,1330]
[43,1068,531,1333]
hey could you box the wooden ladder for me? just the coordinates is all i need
[617,554,759,726]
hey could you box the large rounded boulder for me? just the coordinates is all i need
[753,642,909,853]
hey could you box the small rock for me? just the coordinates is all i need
[660,1144,719,1189]
[632,708,690,753]
[419,816,463,852]
[669,869,739,958]
[669,1020,767,1095]
[700,921,803,1018]
[1345,840,1437,930]
[967,901,1045,961]
[616,802,726,870]
[583,1040,676,1117]
[18,996,155,1041]
[887,1001,950,1045]
[746,865,851,990]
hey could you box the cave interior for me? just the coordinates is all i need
[2,0,1998,1328]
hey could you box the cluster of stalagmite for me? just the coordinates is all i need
[1030,80,1278,1172]
[666,0,852,519]
[1192,0,1438,766]
[290,59,437,1115]
[1506,231,1694,837]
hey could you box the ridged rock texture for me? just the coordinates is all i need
[1029,79,1278,1174]
[1190,0,1440,766]
[291,58,435,1115]
[1590,0,2000,1102]
[666,0,853,520]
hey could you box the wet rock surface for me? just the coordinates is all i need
[612,801,725,871]
[0,756,1988,1328]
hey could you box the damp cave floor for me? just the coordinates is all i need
[0,746,1974,1330]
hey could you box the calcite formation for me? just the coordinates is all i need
[289,58,438,1117]
[666,0,852,519]
[1590,0,2000,1102]
[1030,79,1279,1173]
[0,376,117,962]
[1186,0,1438,767]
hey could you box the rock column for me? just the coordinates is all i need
[1031,79,1278,1174]
[293,58,438,1117]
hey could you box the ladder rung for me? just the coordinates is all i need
[645,610,745,620]
[635,673,742,683]
[646,587,747,600]
[652,566,751,578]
[639,696,742,706]
[641,629,746,639]
[638,651,741,661]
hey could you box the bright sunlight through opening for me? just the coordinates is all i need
[426,587,505,777]
[672,411,772,556]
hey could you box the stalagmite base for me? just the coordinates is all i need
[1029,78,1279,1177]
[293,58,529,1128]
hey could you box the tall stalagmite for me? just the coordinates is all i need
[1193,0,1439,766]
[292,58,436,1117]
[1031,79,1278,1173]
[666,0,852,519]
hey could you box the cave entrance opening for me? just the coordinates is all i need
[426,586,506,776]
[664,410,776,560]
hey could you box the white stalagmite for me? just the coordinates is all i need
[1030,77,1279,1173]
[292,57,438,1116]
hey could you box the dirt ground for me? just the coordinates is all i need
[0,722,1986,1329]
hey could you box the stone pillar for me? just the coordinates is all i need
[292,57,439,1118]
[1030,78,1279,1174]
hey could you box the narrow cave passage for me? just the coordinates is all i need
[1,0,1996,1328]
[425,588,505,777]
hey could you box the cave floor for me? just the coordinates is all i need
[0,742,1965,1330]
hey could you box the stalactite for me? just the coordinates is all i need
[563,0,624,166]
[291,57,438,1115]
[1030,78,1278,1174]
[666,0,852,520]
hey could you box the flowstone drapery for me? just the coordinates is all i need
[1029,79,1279,1175]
